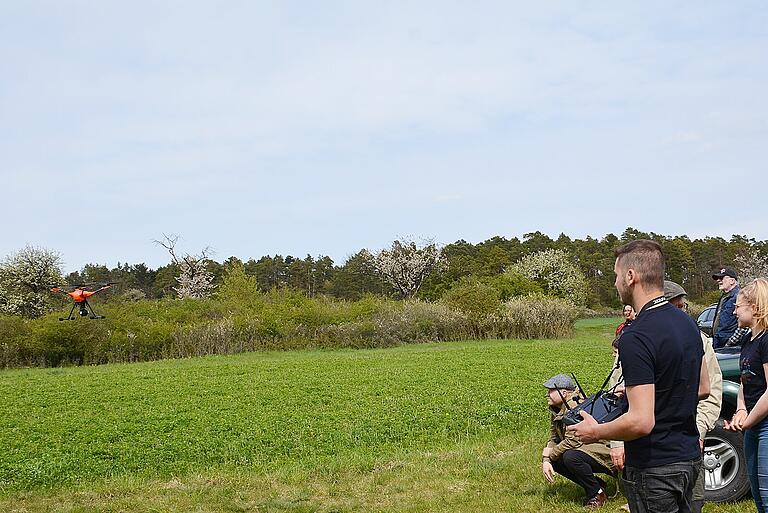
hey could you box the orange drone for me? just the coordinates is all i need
[49,282,116,320]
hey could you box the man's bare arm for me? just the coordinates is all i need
[567,384,655,443]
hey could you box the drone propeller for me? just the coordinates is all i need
[50,282,119,292]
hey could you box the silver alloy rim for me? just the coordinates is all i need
[703,436,740,491]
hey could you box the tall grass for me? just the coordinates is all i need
[484,295,579,339]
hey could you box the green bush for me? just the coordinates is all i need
[217,263,261,306]
[0,315,31,367]
[482,272,542,301]
[440,280,502,329]
[28,318,110,366]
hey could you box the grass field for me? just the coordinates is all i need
[0,318,754,512]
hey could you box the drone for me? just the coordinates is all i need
[49,282,117,321]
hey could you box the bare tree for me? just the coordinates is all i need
[154,234,215,299]
[375,238,442,299]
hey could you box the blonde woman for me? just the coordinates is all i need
[724,278,768,512]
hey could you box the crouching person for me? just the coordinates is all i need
[542,374,615,509]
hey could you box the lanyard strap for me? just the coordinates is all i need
[638,295,667,315]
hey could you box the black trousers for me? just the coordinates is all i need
[552,449,613,498]
[622,460,700,513]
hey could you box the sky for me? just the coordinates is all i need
[2,1,766,272]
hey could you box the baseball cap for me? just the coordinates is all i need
[543,373,576,390]
[712,267,738,280]
[663,280,687,301]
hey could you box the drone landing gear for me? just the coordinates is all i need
[58,300,105,321]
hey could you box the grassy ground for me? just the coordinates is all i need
[0,318,754,512]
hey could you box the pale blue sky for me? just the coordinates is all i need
[2,1,766,271]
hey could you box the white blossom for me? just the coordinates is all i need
[155,234,215,299]
[0,245,63,317]
[507,248,587,306]
[735,249,768,286]
[375,238,442,299]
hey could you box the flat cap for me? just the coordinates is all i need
[663,280,687,300]
[543,373,576,390]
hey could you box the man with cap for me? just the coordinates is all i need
[712,267,740,349]
[664,280,723,513]
[542,373,615,509]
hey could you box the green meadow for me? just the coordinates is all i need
[0,319,753,512]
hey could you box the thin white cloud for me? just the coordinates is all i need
[664,131,703,144]
[1,2,767,270]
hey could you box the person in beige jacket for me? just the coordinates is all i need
[607,281,722,513]
[542,373,616,509]
[665,281,722,513]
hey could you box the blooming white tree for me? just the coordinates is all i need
[507,248,588,306]
[154,234,215,299]
[375,238,442,299]
[735,249,768,285]
[0,245,63,317]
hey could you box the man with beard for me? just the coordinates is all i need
[568,240,710,513]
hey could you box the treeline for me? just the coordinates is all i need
[66,228,767,308]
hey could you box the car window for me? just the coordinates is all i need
[699,307,715,324]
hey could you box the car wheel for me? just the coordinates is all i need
[703,422,751,502]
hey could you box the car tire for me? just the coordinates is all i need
[703,422,751,502]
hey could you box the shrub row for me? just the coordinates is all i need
[0,293,578,368]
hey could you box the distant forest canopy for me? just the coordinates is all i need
[61,228,767,308]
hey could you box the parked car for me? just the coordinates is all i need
[704,346,751,502]
[698,303,717,337]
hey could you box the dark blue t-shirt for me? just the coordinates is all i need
[740,330,768,412]
[618,299,703,468]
